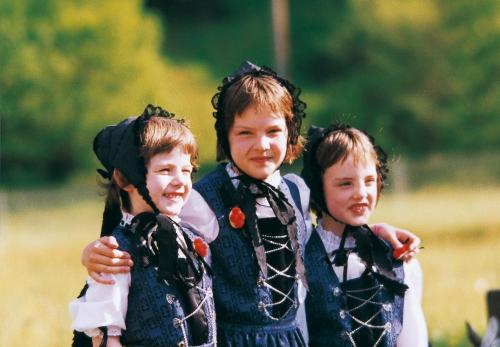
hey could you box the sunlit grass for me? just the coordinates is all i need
[372,186,500,345]
[1,185,499,346]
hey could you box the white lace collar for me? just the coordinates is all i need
[120,211,135,227]
[316,219,356,251]
[119,211,180,227]
[225,163,282,189]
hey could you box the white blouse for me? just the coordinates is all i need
[316,220,429,347]
[69,213,187,337]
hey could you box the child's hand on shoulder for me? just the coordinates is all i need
[371,223,421,262]
[82,236,133,285]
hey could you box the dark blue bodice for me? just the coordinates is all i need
[305,229,405,347]
[112,225,216,347]
[194,164,311,346]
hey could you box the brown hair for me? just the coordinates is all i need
[316,127,384,195]
[140,116,199,171]
[104,116,198,214]
[216,74,304,164]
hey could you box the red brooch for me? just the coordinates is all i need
[229,206,246,229]
[193,238,208,258]
[392,244,410,260]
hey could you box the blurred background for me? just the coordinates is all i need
[1,0,499,346]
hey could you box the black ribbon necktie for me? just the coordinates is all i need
[329,224,408,296]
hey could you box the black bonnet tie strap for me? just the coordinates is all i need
[129,212,207,288]
[235,178,268,278]
[348,224,408,297]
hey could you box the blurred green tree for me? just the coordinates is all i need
[438,0,500,151]
[0,0,216,185]
[291,0,499,155]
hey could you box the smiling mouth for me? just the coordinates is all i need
[251,156,273,162]
[350,203,369,214]
[164,193,183,201]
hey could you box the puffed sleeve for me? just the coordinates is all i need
[397,259,428,347]
[69,273,130,336]
[180,189,219,243]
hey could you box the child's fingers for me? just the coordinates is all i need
[89,271,115,285]
[403,249,418,262]
[99,236,119,249]
[395,228,421,248]
[371,223,401,249]
[89,253,133,269]
[92,240,131,259]
[88,262,132,276]
[406,236,421,252]
[387,234,403,250]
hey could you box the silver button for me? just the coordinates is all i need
[339,310,346,319]
[383,303,392,311]
[258,301,265,311]
[172,318,182,328]
[385,322,392,332]
[333,287,341,296]
[257,276,265,287]
[166,294,175,304]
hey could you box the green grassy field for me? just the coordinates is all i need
[1,185,499,346]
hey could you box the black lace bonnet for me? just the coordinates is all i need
[301,124,389,217]
[93,104,181,216]
[212,60,307,161]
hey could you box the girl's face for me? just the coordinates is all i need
[130,146,193,217]
[228,104,288,180]
[322,154,378,234]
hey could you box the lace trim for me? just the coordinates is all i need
[84,328,102,338]
[107,326,122,336]
[120,211,134,227]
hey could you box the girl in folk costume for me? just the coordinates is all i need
[70,105,216,347]
[301,124,428,347]
[179,61,312,346]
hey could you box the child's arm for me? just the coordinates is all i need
[397,260,428,346]
[69,273,130,340]
[371,223,421,261]
[82,191,216,285]
[82,236,133,284]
